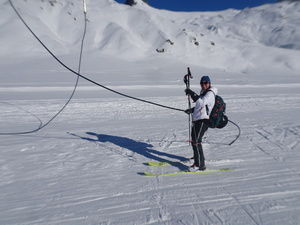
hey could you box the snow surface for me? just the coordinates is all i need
[1,0,300,224]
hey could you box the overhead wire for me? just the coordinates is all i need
[7,0,185,113]
[0,0,88,135]
[3,1,240,145]
[228,120,241,145]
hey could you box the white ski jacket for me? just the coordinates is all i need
[192,86,217,121]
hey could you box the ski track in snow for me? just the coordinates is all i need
[1,1,300,224]
[1,91,300,224]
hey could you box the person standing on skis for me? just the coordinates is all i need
[184,76,217,171]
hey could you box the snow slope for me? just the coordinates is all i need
[1,0,300,72]
[1,0,300,224]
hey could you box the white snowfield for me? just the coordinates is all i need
[1,0,300,224]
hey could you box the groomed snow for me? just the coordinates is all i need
[1,0,300,224]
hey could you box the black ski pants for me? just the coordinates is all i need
[191,119,209,168]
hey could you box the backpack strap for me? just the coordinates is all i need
[206,89,216,97]
[203,89,216,116]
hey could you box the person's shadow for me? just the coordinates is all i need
[69,132,188,165]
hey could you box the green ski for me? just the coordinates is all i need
[142,168,235,177]
[147,161,183,167]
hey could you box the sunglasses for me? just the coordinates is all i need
[201,81,209,85]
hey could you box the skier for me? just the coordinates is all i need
[184,76,217,171]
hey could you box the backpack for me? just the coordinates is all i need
[208,91,228,129]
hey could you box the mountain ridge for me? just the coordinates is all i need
[1,0,300,72]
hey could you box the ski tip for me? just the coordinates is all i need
[141,172,157,176]
[147,161,169,167]
[218,168,236,172]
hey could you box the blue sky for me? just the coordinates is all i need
[114,0,278,12]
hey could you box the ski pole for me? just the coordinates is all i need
[184,67,193,144]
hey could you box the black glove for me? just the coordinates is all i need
[185,89,199,102]
[184,107,194,115]
[185,88,193,96]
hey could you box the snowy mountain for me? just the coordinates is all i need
[1,1,300,225]
[1,0,300,72]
